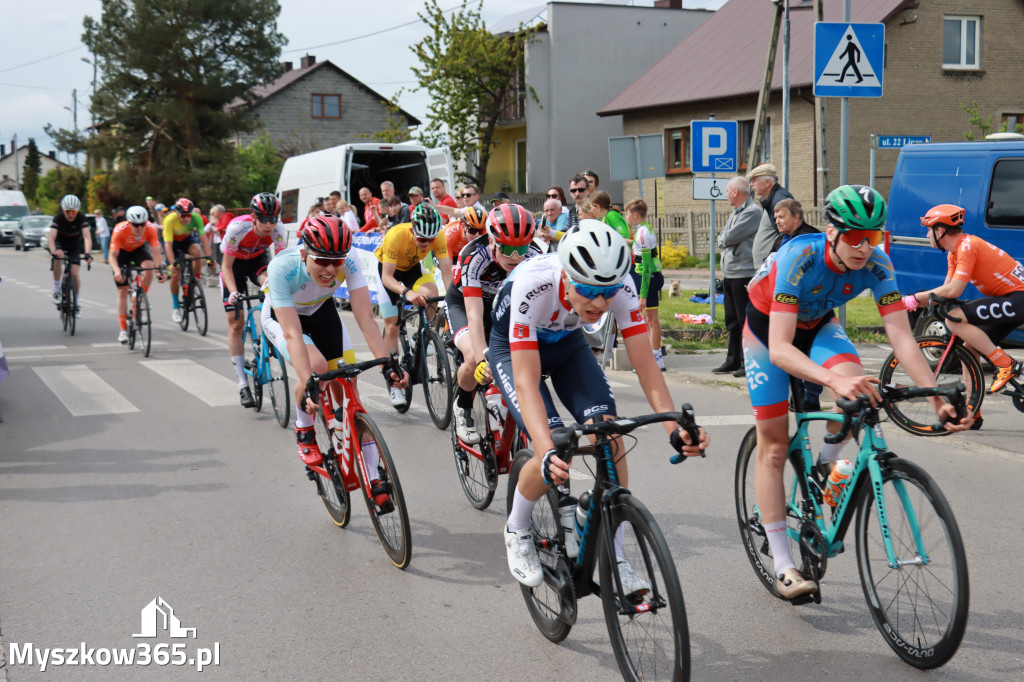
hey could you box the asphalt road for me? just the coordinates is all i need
[1,247,1022,681]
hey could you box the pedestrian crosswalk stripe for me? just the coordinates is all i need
[5,345,68,353]
[32,364,139,416]
[141,359,240,407]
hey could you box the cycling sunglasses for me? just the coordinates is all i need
[838,229,884,248]
[309,254,347,267]
[569,279,622,300]
[496,243,530,258]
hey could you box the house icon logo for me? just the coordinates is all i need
[133,597,197,639]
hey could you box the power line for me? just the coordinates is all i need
[283,3,463,54]
[0,46,84,75]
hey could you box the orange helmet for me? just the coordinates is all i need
[462,205,487,233]
[921,204,965,229]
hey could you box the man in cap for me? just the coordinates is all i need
[748,163,795,267]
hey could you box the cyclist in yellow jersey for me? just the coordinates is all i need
[374,204,452,406]
[163,197,212,323]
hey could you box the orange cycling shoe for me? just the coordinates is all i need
[989,360,1022,394]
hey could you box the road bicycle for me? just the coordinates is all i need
[235,291,290,428]
[124,264,163,357]
[881,294,1007,435]
[304,355,411,569]
[507,405,702,681]
[174,254,209,335]
[394,295,453,429]
[51,254,90,336]
[734,379,970,669]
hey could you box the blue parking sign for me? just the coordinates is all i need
[814,22,885,97]
[690,120,738,174]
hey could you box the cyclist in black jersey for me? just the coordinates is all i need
[47,194,93,317]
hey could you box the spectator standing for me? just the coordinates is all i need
[461,185,485,212]
[625,198,666,370]
[382,194,410,227]
[490,191,512,209]
[325,191,342,215]
[207,204,225,264]
[94,208,111,262]
[748,163,795,266]
[380,181,396,202]
[546,186,569,209]
[145,196,158,222]
[408,186,426,210]
[566,173,591,231]
[590,190,632,243]
[539,198,568,248]
[337,199,359,234]
[582,169,600,192]
[714,176,761,376]
[358,187,383,233]
[430,178,458,208]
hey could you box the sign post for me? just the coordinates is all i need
[869,134,932,187]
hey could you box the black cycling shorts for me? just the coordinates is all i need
[377,260,427,306]
[221,253,269,311]
[445,285,492,347]
[54,235,84,266]
[113,246,155,287]
[960,290,1024,344]
[171,233,201,263]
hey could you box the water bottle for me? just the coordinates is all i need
[823,459,855,507]
[558,494,579,558]
[485,386,502,431]
[575,489,593,539]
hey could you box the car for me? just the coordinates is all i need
[13,215,53,251]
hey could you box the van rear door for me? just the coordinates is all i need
[427,147,455,193]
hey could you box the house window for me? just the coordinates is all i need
[1002,113,1024,134]
[312,94,341,119]
[665,126,690,174]
[943,16,980,69]
[738,119,771,169]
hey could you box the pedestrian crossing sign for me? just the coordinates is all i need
[814,22,885,98]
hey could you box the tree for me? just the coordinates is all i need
[411,0,537,190]
[366,91,413,144]
[46,0,286,206]
[235,134,285,204]
[36,167,89,215]
[21,138,43,204]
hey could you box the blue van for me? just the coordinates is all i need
[886,137,1024,343]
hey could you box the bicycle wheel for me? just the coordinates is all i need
[137,289,152,357]
[268,344,290,428]
[354,412,411,569]
[128,291,138,350]
[192,279,208,336]
[600,494,689,682]
[450,389,497,509]
[878,336,984,436]
[394,329,415,413]
[855,458,969,669]
[421,328,453,429]
[242,321,263,410]
[507,451,575,643]
[178,280,191,331]
[734,426,802,599]
[62,282,76,336]
[313,409,350,527]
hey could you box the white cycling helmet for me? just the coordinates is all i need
[60,194,81,211]
[558,219,631,286]
[126,205,149,225]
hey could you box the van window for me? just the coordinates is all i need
[0,205,29,221]
[281,189,299,224]
[987,159,1024,229]
[348,149,429,218]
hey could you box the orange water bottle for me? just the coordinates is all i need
[823,459,855,507]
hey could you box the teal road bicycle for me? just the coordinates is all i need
[235,291,290,428]
[734,380,970,669]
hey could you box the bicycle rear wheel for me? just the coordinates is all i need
[192,280,208,336]
[601,494,689,682]
[855,457,969,669]
[355,412,411,569]
[451,389,497,509]
[422,328,453,429]
[313,409,350,527]
[268,344,290,428]
[507,451,575,643]
[137,289,152,357]
[878,336,984,436]
[242,321,262,410]
[128,291,138,350]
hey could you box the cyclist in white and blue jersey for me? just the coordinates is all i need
[490,220,709,589]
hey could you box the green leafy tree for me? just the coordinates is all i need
[961,101,992,141]
[36,167,90,215]
[365,91,413,144]
[21,138,43,205]
[45,0,285,207]
[411,0,537,189]
[235,134,285,204]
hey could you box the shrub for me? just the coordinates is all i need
[660,241,690,269]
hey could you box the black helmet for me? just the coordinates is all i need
[250,192,280,221]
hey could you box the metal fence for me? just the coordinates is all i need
[651,206,825,256]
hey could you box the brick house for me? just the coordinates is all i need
[229,55,420,156]
[600,0,1024,231]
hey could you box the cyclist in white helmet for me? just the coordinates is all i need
[109,205,166,343]
[47,194,93,317]
[489,219,709,589]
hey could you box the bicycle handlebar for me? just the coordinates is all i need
[303,353,402,407]
[232,291,266,320]
[926,293,970,324]
[825,382,967,443]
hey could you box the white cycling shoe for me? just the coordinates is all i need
[117,330,129,344]
[171,308,183,323]
[505,526,543,587]
[389,385,407,408]
[617,556,651,596]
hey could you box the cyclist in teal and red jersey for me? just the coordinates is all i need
[904,203,1024,396]
[221,193,289,408]
[742,185,971,599]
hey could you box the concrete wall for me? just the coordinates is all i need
[235,66,401,155]
[524,2,712,198]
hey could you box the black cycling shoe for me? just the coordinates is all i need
[240,386,256,408]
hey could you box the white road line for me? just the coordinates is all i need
[141,359,240,407]
[32,364,139,416]
[91,341,168,348]
[3,345,68,353]
[699,414,756,426]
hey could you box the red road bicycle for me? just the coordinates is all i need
[304,355,411,569]
[451,382,526,509]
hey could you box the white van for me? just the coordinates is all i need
[275,142,455,227]
[0,190,30,244]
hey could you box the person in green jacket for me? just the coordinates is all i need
[590,191,633,244]
[624,198,665,370]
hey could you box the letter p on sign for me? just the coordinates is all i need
[702,127,727,168]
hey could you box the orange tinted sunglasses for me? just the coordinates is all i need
[838,229,884,248]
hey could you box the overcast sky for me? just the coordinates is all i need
[0,0,726,161]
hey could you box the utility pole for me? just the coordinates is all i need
[63,89,78,166]
[748,0,784,170]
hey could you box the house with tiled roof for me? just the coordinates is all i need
[229,55,420,156]
[601,0,1024,219]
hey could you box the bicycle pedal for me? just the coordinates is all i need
[787,591,822,607]
[304,466,316,481]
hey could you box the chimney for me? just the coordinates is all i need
[300,54,316,69]
[653,0,683,8]
[48,151,56,159]
[280,61,292,74]
[0,144,5,156]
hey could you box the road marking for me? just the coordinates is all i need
[91,341,168,348]
[141,359,239,407]
[699,414,756,426]
[32,364,139,416]
[3,345,68,353]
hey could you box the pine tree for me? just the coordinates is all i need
[22,138,43,204]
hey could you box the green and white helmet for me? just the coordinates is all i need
[824,184,887,231]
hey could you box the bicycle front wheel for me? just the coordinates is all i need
[855,457,969,669]
[268,344,290,428]
[507,451,575,643]
[451,388,497,509]
[137,289,152,357]
[242,321,263,411]
[192,280,208,336]
[394,330,415,413]
[313,409,350,528]
[878,336,984,436]
[62,284,75,335]
[422,328,453,429]
[128,292,138,350]
[355,412,411,569]
[600,494,689,682]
